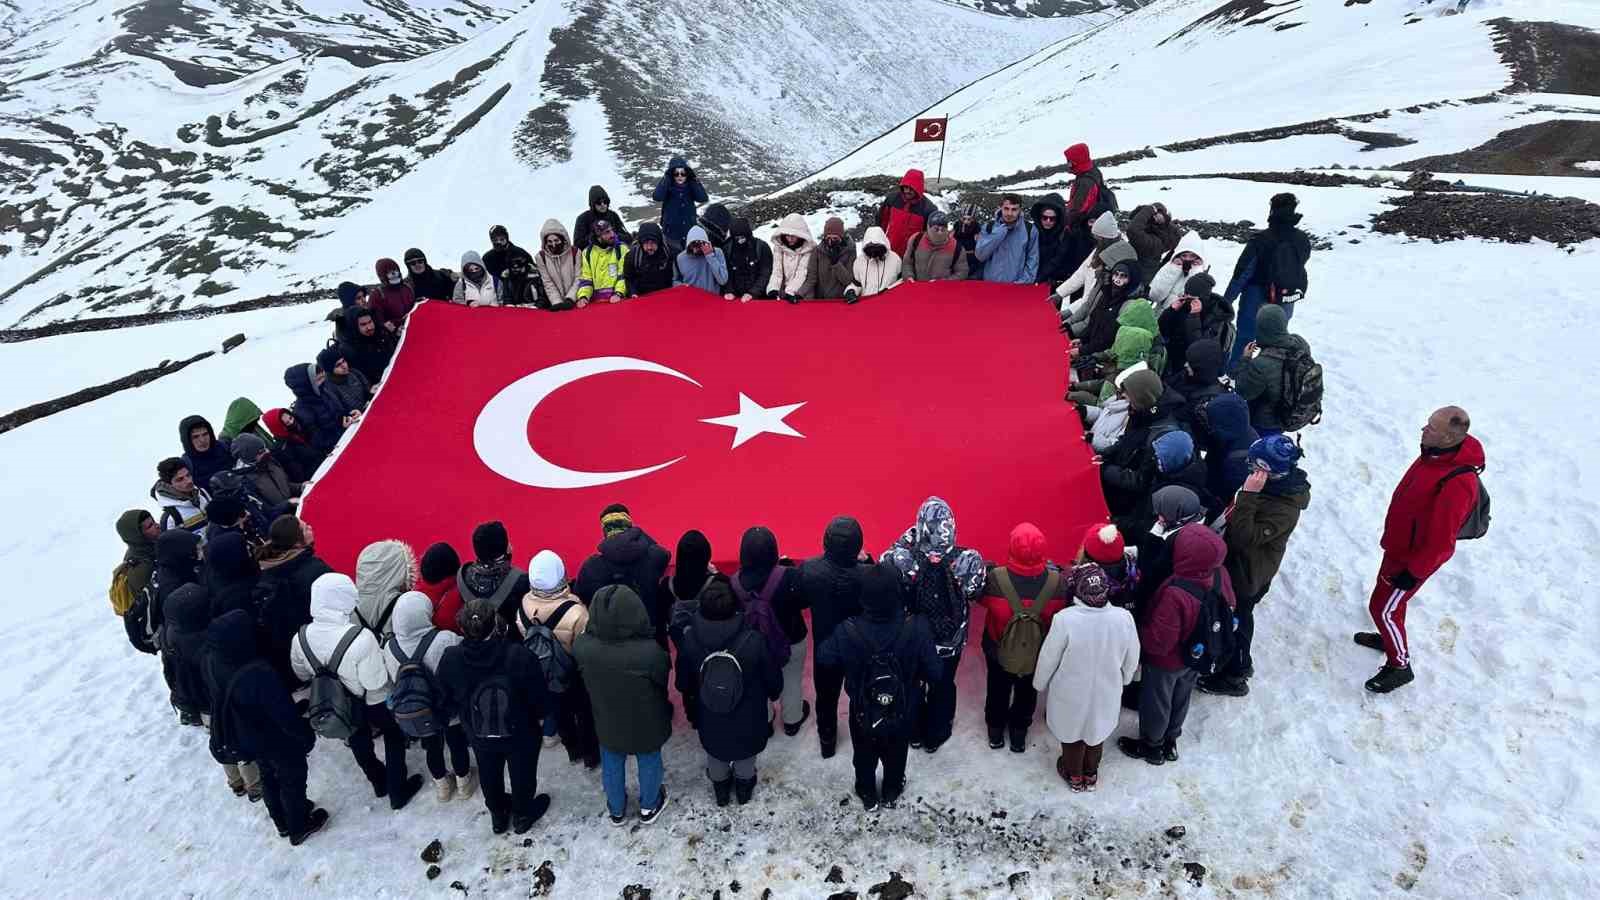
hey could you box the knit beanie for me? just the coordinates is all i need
[1069,562,1111,608]
[230,433,267,464]
[528,550,566,592]
[419,542,460,582]
[315,346,344,375]
[1184,273,1216,297]
[1151,485,1203,527]
[472,520,509,562]
[1153,430,1195,474]
[599,503,633,537]
[1091,211,1120,240]
[823,217,845,238]
[926,211,949,229]
[1270,192,1299,215]
[1081,523,1125,564]
[1248,433,1302,477]
[1122,369,1164,412]
[1006,523,1047,578]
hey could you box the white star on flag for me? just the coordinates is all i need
[700,392,806,449]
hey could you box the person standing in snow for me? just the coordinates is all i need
[178,414,232,491]
[579,219,633,304]
[282,362,345,459]
[314,347,372,418]
[255,516,333,690]
[418,542,464,634]
[849,226,902,301]
[766,213,816,302]
[731,526,811,737]
[456,521,531,627]
[151,458,210,534]
[1146,229,1209,310]
[500,251,547,307]
[519,549,599,768]
[1201,434,1310,697]
[1157,273,1235,379]
[976,523,1070,753]
[652,156,709,252]
[877,168,939,257]
[1029,193,1072,286]
[354,538,415,639]
[722,217,773,302]
[954,205,984,280]
[975,194,1039,285]
[1056,213,1134,337]
[1128,203,1183,287]
[574,504,673,645]
[799,516,869,759]
[901,211,969,281]
[1032,563,1140,791]
[573,185,633,252]
[1061,143,1117,275]
[627,223,677,296]
[1223,193,1312,372]
[403,248,455,301]
[535,220,581,309]
[1235,305,1312,436]
[381,592,478,803]
[698,203,734,252]
[673,226,729,294]
[334,306,395,385]
[1354,407,1484,694]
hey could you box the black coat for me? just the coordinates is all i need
[255,549,334,687]
[203,611,314,762]
[337,307,396,384]
[151,529,202,633]
[483,243,530,281]
[816,565,940,737]
[438,638,547,749]
[675,611,781,762]
[1030,193,1072,284]
[574,185,633,251]
[799,517,868,650]
[459,560,531,627]
[179,415,233,490]
[161,583,213,714]
[1100,402,1186,519]
[724,236,773,298]
[1157,292,1235,377]
[575,527,672,634]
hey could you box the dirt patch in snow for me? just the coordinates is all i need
[1371,192,1600,246]
[1398,120,1600,178]
[1489,19,1600,96]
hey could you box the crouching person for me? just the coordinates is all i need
[439,600,551,834]
[676,579,782,806]
[383,592,477,802]
[204,610,327,844]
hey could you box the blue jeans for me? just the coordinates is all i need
[600,747,664,816]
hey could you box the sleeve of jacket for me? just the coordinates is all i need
[1235,356,1269,403]
[1119,612,1141,683]
[1139,590,1180,660]
[757,639,782,701]
[974,222,1005,262]
[753,245,773,295]
[450,278,466,304]
[1224,244,1257,302]
[651,177,670,203]
[709,250,729,286]
[692,181,709,204]
[1030,615,1069,693]
[1055,256,1090,303]
[673,635,697,698]
[259,673,316,754]
[1021,228,1039,283]
[354,635,391,696]
[289,637,312,683]
[1401,474,1477,579]
[795,253,817,298]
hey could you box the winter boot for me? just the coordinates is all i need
[1008,727,1027,754]
[856,783,879,812]
[987,726,1005,750]
[390,774,424,811]
[458,768,479,799]
[1116,736,1164,766]
[1197,675,1249,697]
[490,805,511,834]
[1120,682,1141,711]
[783,701,812,737]
[1365,664,1414,694]
[819,729,837,760]
[513,794,552,834]
[1161,738,1179,762]
[288,808,329,847]
[434,774,457,803]
[711,776,734,807]
[179,709,204,728]
[734,775,758,805]
[1353,632,1384,652]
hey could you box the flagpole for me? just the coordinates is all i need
[936,114,947,188]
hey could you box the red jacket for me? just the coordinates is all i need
[978,569,1069,643]
[372,258,416,323]
[1380,435,1485,580]
[420,575,463,634]
[879,169,936,257]
[1140,526,1235,671]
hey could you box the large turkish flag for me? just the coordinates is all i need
[300,284,1106,577]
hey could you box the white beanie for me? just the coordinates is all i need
[1091,211,1120,240]
[529,549,566,592]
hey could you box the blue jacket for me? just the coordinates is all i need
[974,213,1039,284]
[1203,392,1258,516]
[282,363,342,456]
[651,156,709,245]
[673,226,729,292]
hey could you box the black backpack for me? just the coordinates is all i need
[1438,466,1491,540]
[468,670,518,744]
[123,578,160,655]
[692,628,758,716]
[386,630,444,738]
[1269,346,1323,431]
[847,620,911,738]
[207,469,273,538]
[208,662,266,765]
[299,626,363,740]
[1172,572,1238,676]
[1265,233,1309,302]
[519,601,579,695]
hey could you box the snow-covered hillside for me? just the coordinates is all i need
[0,0,1106,326]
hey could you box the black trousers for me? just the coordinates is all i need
[813,660,846,743]
[473,739,542,818]
[983,651,1038,734]
[1221,587,1268,677]
[424,722,472,780]
[848,717,909,804]
[349,703,410,801]
[554,679,599,764]
[258,752,311,836]
[914,654,959,747]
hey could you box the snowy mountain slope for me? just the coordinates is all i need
[0,0,1106,327]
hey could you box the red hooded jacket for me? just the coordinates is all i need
[1140,526,1236,671]
[1063,143,1109,231]
[978,523,1069,643]
[879,168,937,256]
[262,408,307,446]
[1379,435,1485,580]
[371,258,416,323]
[420,575,464,634]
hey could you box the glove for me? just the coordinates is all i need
[766,290,781,300]
[843,287,860,304]
[783,293,800,305]
[1387,570,1420,591]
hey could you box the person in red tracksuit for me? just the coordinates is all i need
[1356,407,1484,693]
[878,168,938,257]
[977,523,1070,753]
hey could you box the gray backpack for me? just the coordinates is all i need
[299,626,363,740]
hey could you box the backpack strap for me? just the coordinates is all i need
[297,628,324,672]
[1434,465,1484,493]
[414,628,440,665]
[1038,570,1061,608]
[993,568,1023,612]
[325,626,363,676]
[756,567,785,605]
[543,600,579,633]
[374,595,399,634]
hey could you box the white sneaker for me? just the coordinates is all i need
[434,775,457,802]
[457,769,478,799]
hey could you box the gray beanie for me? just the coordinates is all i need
[1151,485,1203,528]
[231,433,267,463]
[1091,211,1120,240]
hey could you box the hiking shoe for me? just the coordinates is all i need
[229,781,247,798]
[1197,675,1249,697]
[390,774,424,811]
[179,710,204,728]
[435,775,457,803]
[491,807,510,834]
[711,777,733,807]
[608,812,627,827]
[819,733,837,760]
[639,787,669,825]
[247,788,263,804]
[783,701,812,737]
[289,808,329,846]
[1008,729,1027,754]
[1068,775,1088,793]
[513,794,552,834]
[1162,739,1179,762]
[734,775,757,806]
[1353,632,1384,652]
[909,738,922,749]
[458,769,478,799]
[987,727,1005,750]
[1365,665,1414,694]
[857,790,879,812]
[922,740,944,755]
[1116,736,1164,766]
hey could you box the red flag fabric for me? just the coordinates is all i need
[301,284,1106,577]
[913,117,948,143]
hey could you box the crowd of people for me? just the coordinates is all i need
[106,148,1487,846]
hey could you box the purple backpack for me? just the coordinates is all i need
[730,568,791,668]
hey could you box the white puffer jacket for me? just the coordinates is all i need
[290,573,392,704]
[852,226,902,297]
[767,213,816,296]
[1146,229,1209,309]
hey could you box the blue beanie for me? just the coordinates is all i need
[1153,430,1195,474]
[1248,433,1302,476]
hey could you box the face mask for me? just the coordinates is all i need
[1150,519,1179,539]
[385,272,401,285]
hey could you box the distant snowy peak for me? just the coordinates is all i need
[944,0,1137,16]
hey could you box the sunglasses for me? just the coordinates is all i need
[407,259,425,268]
[1039,213,1058,222]
[673,170,688,177]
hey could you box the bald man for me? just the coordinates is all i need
[1355,407,1485,693]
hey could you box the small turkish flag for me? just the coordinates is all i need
[914,117,948,143]
[301,285,1105,575]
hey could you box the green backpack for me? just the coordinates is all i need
[995,568,1059,676]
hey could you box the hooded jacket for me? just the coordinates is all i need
[316,351,372,419]
[536,219,581,307]
[204,531,259,619]
[882,497,986,652]
[220,397,272,444]
[1099,378,1186,518]
[975,211,1039,285]
[572,585,673,754]
[574,526,672,638]
[724,219,773,298]
[371,258,416,322]
[453,250,501,307]
[403,249,456,301]
[458,559,530,627]
[580,227,634,302]
[735,526,808,646]
[676,607,781,762]
[283,363,342,456]
[1226,466,1310,598]
[161,582,214,714]
[256,546,334,687]
[799,516,869,649]
[852,226,902,297]
[1063,143,1114,233]
[1030,192,1072,283]
[483,236,530,286]
[336,306,395,384]
[1202,393,1258,515]
[817,563,940,733]
[520,581,589,652]
[1147,229,1209,308]
[1380,435,1485,580]
[698,203,733,248]
[437,632,545,748]
[152,528,202,634]
[179,415,232,490]
[1141,526,1236,671]
[1235,305,1311,433]
[673,225,729,292]
[1158,281,1235,378]
[767,214,817,298]
[878,169,938,256]
[621,222,669,297]
[574,185,633,252]
[289,573,391,703]
[651,156,709,244]
[204,611,314,761]
[381,591,461,681]
[810,231,858,299]
[1059,237,1136,336]
[903,226,969,281]
[1082,259,1145,359]
[977,524,1070,647]
[354,539,415,637]
[1129,204,1184,285]
[1171,340,1229,434]
[116,509,158,600]
[1225,209,1313,301]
